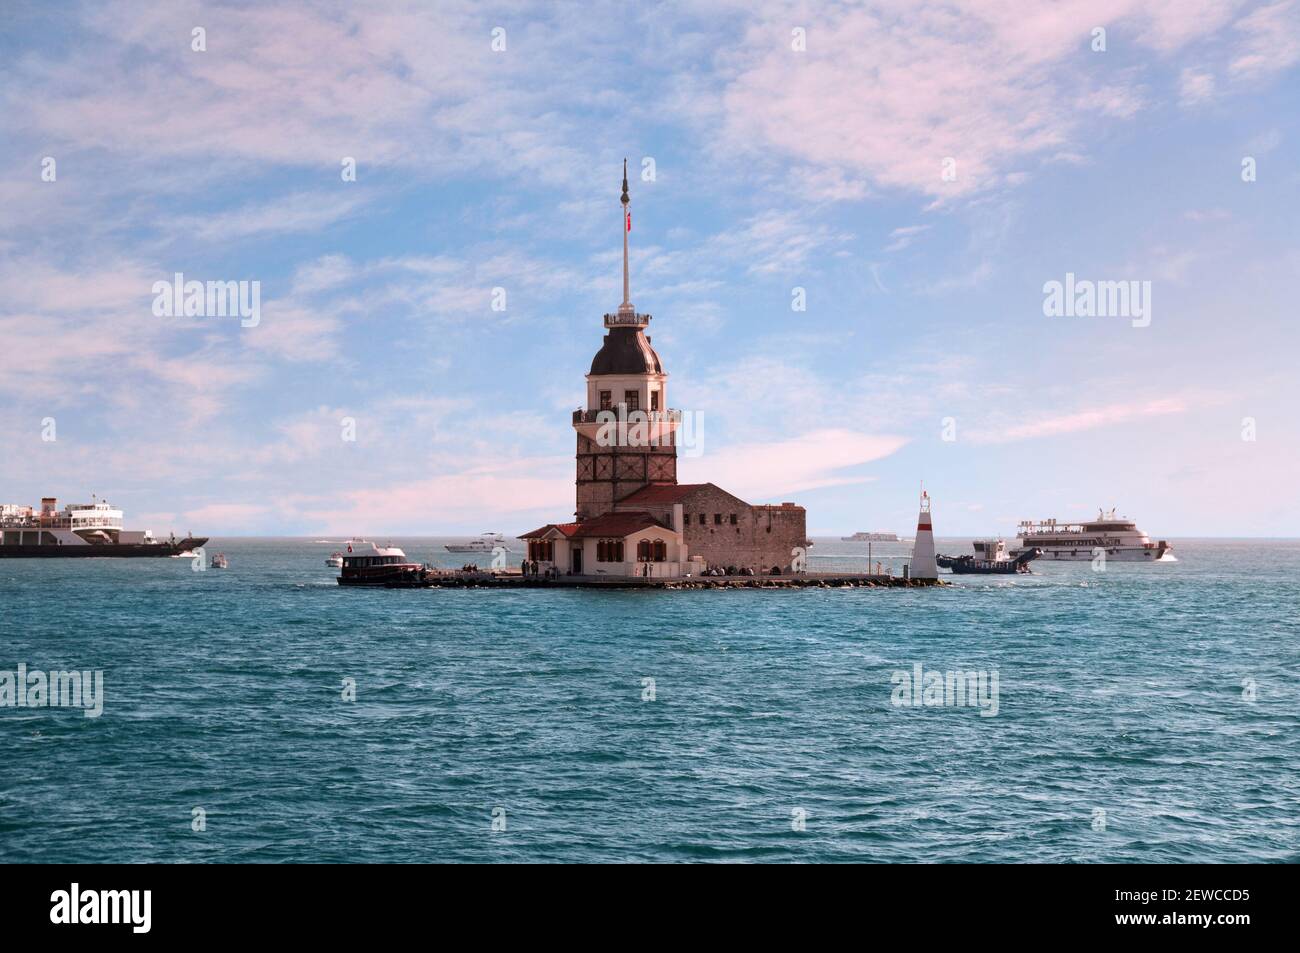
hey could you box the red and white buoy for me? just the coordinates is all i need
[911,488,937,580]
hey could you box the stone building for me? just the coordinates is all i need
[520,162,806,577]
[612,483,807,575]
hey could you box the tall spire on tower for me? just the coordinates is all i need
[619,158,633,316]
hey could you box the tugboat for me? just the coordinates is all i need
[336,540,425,587]
[937,539,1040,574]
[210,553,229,569]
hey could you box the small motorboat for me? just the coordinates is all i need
[326,552,344,568]
[211,553,229,569]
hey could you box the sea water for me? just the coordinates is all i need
[1,538,1297,862]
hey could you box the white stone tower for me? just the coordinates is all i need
[911,488,938,580]
[572,160,679,519]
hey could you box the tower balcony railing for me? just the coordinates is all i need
[573,408,682,424]
[603,311,651,328]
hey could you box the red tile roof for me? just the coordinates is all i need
[521,511,679,540]
[568,511,673,538]
[616,482,710,505]
[518,522,579,539]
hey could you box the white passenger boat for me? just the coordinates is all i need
[1012,509,1173,561]
[337,540,424,586]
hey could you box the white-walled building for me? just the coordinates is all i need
[521,510,692,578]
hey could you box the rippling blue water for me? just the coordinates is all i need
[2,537,1297,863]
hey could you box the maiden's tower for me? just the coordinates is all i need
[520,163,807,577]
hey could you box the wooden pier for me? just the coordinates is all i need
[383,570,944,590]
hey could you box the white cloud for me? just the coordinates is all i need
[681,428,908,500]
[1230,0,1300,77]
[884,225,931,253]
[172,192,368,241]
[296,458,575,534]
[1178,68,1218,106]
[706,0,1263,201]
[965,398,1187,444]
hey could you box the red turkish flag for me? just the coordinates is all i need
[626,211,631,232]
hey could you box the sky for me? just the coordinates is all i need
[1,0,1297,537]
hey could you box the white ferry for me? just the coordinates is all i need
[0,496,206,557]
[1012,509,1173,562]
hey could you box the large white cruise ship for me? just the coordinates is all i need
[1012,509,1173,562]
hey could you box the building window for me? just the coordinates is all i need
[637,539,651,561]
[624,390,639,411]
[729,514,737,525]
[713,514,722,525]
[597,539,624,562]
[528,539,554,561]
[652,539,667,561]
[698,514,706,525]
[599,390,611,410]
[650,390,660,411]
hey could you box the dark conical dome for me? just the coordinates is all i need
[589,326,662,375]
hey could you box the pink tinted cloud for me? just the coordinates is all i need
[966,398,1187,444]
[297,459,575,535]
[713,0,1262,199]
[680,428,908,500]
[11,0,593,185]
